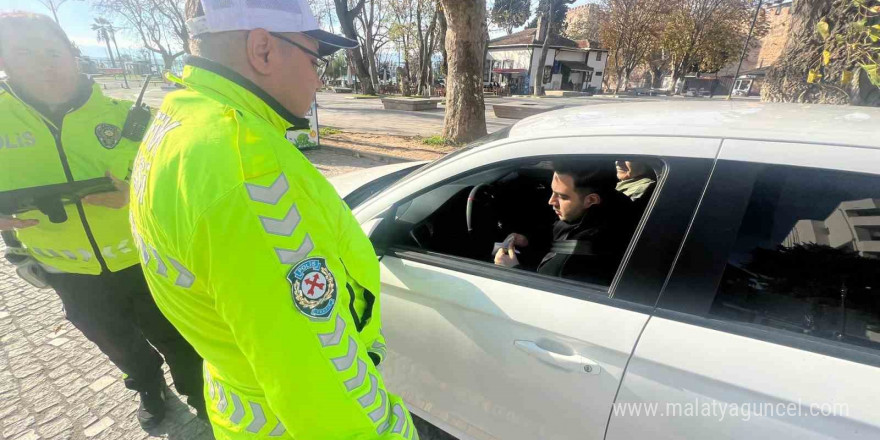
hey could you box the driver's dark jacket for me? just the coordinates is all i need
[535,191,637,286]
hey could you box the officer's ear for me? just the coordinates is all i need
[246,28,274,76]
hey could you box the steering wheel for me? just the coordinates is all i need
[466,184,496,234]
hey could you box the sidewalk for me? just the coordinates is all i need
[0,244,213,440]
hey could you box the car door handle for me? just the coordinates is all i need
[514,340,601,375]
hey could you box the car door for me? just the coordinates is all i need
[608,140,880,440]
[355,135,719,440]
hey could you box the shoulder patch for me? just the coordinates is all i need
[95,123,122,149]
[287,257,336,320]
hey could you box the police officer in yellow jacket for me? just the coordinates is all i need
[129,0,419,438]
[0,12,204,428]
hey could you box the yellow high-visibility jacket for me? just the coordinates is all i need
[0,80,141,274]
[129,57,417,440]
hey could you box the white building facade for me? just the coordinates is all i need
[784,199,880,258]
[485,28,608,95]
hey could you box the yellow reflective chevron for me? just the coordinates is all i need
[130,57,416,440]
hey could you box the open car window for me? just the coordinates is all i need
[381,155,664,291]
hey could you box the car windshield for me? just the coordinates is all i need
[392,126,512,186]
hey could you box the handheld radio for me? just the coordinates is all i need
[121,74,153,141]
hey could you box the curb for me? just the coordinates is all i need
[318,144,415,164]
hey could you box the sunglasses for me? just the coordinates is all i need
[269,32,328,74]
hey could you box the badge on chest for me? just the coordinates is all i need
[95,123,122,149]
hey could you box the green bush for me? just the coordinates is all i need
[319,127,342,136]
[422,135,448,146]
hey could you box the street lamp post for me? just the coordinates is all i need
[727,0,764,100]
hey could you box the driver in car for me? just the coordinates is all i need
[494,161,636,286]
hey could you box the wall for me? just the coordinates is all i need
[531,48,558,88]
[585,50,607,89]
[756,3,794,68]
[784,199,880,258]
[718,2,793,77]
[486,48,533,85]
[565,3,603,42]
[785,220,828,248]
[487,48,532,70]
[554,49,586,62]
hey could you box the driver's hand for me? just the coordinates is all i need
[83,172,129,209]
[0,216,39,231]
[495,244,520,268]
[507,233,529,248]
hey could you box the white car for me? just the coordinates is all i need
[329,101,880,440]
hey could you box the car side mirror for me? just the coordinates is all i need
[364,205,395,256]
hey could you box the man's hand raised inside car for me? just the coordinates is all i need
[495,243,520,267]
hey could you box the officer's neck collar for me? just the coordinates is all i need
[2,75,93,122]
[184,56,309,130]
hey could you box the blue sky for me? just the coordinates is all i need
[0,0,596,60]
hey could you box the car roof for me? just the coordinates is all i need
[508,101,880,149]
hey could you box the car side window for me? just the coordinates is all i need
[382,155,663,291]
[664,161,880,354]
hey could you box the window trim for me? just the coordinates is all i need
[386,247,656,315]
[379,154,664,301]
[374,152,717,310]
[659,152,880,368]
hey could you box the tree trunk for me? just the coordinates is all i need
[533,11,552,96]
[650,67,664,89]
[416,1,435,97]
[368,46,380,93]
[160,53,174,71]
[110,34,129,89]
[363,21,380,93]
[334,0,376,95]
[762,0,880,106]
[438,5,448,76]
[103,39,116,68]
[440,0,488,143]
[161,53,174,71]
[419,4,440,97]
[363,1,381,93]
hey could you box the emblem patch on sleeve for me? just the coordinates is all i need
[95,123,122,149]
[287,257,337,320]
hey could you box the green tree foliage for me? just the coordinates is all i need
[808,0,880,89]
[763,0,879,106]
[490,0,531,35]
[528,0,576,37]
[660,0,765,86]
[599,0,668,92]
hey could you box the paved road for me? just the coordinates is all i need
[102,83,644,137]
[0,150,383,440]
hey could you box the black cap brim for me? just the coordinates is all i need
[303,29,358,57]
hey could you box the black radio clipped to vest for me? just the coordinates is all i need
[121,74,153,142]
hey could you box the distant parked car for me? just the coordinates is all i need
[330,101,880,440]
